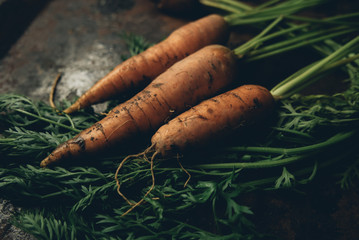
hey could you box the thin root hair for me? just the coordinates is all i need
[114,143,156,211]
[120,150,159,217]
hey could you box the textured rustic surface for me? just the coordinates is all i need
[0,199,36,240]
[0,0,190,104]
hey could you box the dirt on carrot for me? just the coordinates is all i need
[115,84,275,215]
[63,14,229,114]
[151,84,275,156]
[41,44,238,167]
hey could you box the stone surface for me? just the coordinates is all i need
[0,0,189,105]
[0,199,36,240]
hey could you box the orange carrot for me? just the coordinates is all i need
[151,84,275,156]
[63,14,229,114]
[115,84,275,215]
[41,45,238,167]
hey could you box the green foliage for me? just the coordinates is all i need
[275,167,295,188]
[0,94,101,160]
[12,210,77,240]
[120,33,153,61]
[1,60,359,239]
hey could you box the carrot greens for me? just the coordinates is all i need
[202,0,329,24]
[2,37,359,238]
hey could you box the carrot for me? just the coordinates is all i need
[40,44,238,167]
[115,84,274,216]
[63,14,229,114]
[114,35,359,215]
[151,84,275,156]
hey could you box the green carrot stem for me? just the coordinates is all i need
[204,0,357,64]
[199,0,252,13]
[285,14,359,26]
[195,131,355,170]
[204,0,357,28]
[241,0,323,17]
[233,16,283,56]
[200,1,243,14]
[271,127,314,139]
[195,155,307,169]
[327,11,359,21]
[64,113,76,129]
[223,0,328,25]
[226,131,355,155]
[270,36,359,98]
[233,20,309,56]
[246,30,357,62]
[238,154,344,189]
[298,52,359,77]
[41,189,76,199]
[271,62,318,93]
[327,53,359,69]
[246,26,354,57]
[15,109,81,133]
[225,14,284,25]
[269,52,359,97]
[255,0,281,11]
[280,54,359,98]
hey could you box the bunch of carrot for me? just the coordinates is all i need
[63,0,332,114]
[43,0,358,167]
[39,0,359,214]
[113,36,359,215]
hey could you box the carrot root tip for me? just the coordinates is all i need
[40,156,52,168]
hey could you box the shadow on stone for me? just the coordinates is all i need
[0,0,51,60]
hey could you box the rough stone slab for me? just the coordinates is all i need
[0,0,188,105]
[0,199,36,240]
[0,0,51,60]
